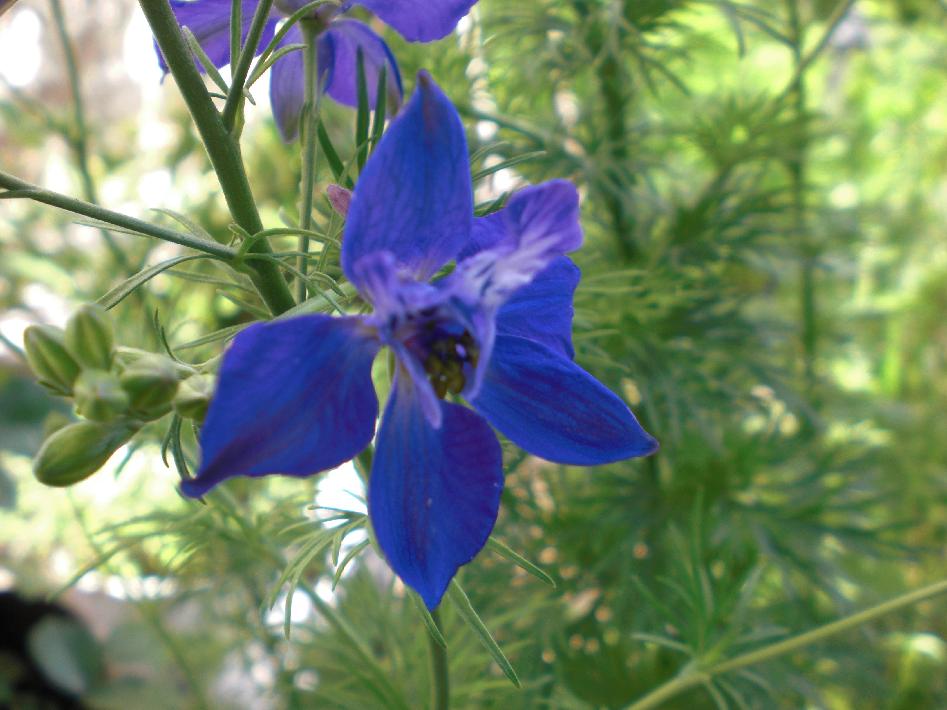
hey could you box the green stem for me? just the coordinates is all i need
[0,170,236,259]
[47,0,133,272]
[221,0,275,132]
[773,0,857,106]
[140,0,295,315]
[428,609,450,710]
[570,0,637,262]
[784,0,817,402]
[296,20,321,302]
[626,578,947,710]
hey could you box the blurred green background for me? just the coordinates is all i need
[1,0,946,707]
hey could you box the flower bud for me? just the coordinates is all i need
[65,304,114,370]
[119,353,181,418]
[74,370,130,422]
[326,184,352,217]
[173,373,215,421]
[23,325,81,395]
[33,420,134,487]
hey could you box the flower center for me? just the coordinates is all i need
[400,312,479,399]
[423,329,479,399]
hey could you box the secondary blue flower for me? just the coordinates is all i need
[182,73,658,609]
[158,0,477,140]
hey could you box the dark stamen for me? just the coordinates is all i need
[423,329,478,398]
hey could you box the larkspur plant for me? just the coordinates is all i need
[6,0,947,707]
[162,0,477,139]
[181,73,658,607]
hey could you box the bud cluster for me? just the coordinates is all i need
[22,304,216,487]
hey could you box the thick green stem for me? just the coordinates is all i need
[296,20,321,302]
[571,0,638,261]
[626,578,947,710]
[428,609,450,710]
[785,0,817,401]
[140,0,295,315]
[0,170,236,259]
[221,0,275,132]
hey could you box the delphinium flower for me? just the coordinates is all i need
[158,0,478,140]
[182,73,658,609]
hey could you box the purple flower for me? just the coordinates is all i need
[182,74,658,609]
[159,0,478,140]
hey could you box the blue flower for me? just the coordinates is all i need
[159,0,478,140]
[182,73,658,609]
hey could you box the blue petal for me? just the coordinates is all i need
[269,25,305,142]
[496,256,580,360]
[341,72,472,290]
[319,19,403,112]
[471,335,658,465]
[450,180,582,311]
[369,378,503,609]
[349,0,478,42]
[159,0,277,73]
[457,211,505,261]
[182,315,380,498]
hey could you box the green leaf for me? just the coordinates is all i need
[355,49,370,172]
[97,255,216,309]
[150,207,215,242]
[486,537,556,588]
[409,591,448,649]
[472,151,546,182]
[475,192,510,217]
[229,0,242,79]
[182,27,229,95]
[316,119,348,185]
[370,64,387,153]
[252,0,332,70]
[332,538,369,590]
[175,323,249,351]
[446,580,520,687]
[247,43,304,89]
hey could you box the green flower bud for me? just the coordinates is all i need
[64,304,114,370]
[23,325,81,395]
[33,420,135,487]
[173,373,215,421]
[119,353,181,418]
[74,370,130,422]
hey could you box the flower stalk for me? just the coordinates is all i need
[139,0,295,315]
[0,170,237,259]
[296,19,322,302]
[47,0,134,273]
[221,0,276,132]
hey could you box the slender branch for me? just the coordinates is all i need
[784,0,817,402]
[140,0,295,315]
[626,578,947,710]
[773,0,856,106]
[296,20,321,302]
[428,609,450,710]
[0,170,237,259]
[221,0,275,132]
[47,0,135,273]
